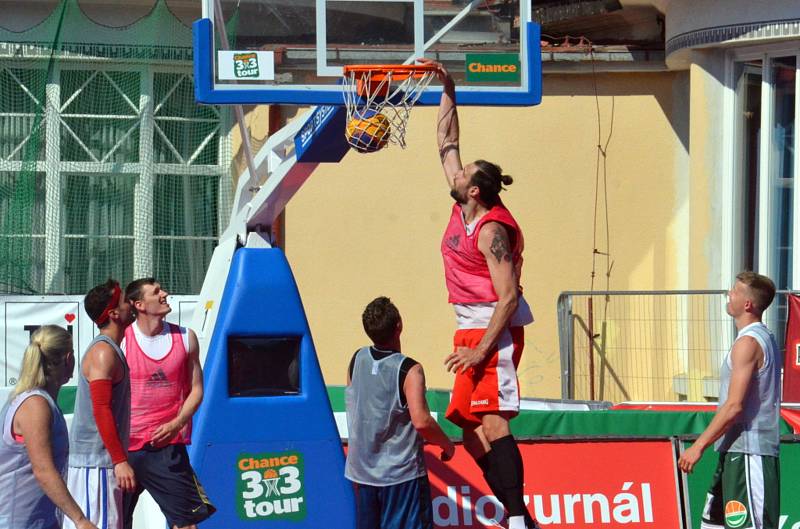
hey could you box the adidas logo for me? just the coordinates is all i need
[148,369,168,384]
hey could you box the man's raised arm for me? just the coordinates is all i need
[419,59,462,188]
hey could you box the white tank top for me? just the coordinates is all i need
[0,389,68,529]
[453,296,534,329]
[121,320,189,361]
[715,322,781,456]
[345,347,426,486]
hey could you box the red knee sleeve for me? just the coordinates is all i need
[89,379,127,465]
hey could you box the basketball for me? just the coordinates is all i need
[345,109,391,153]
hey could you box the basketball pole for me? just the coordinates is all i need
[213,0,262,213]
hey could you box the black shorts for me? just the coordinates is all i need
[123,444,216,529]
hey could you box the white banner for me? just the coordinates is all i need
[0,295,197,387]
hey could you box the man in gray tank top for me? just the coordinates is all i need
[679,272,781,529]
[346,297,455,529]
[65,280,136,529]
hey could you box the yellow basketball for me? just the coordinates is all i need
[346,110,391,153]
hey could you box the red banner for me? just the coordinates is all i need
[783,294,800,402]
[424,440,682,528]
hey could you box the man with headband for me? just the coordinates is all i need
[64,280,136,529]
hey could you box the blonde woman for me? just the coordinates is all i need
[0,325,97,529]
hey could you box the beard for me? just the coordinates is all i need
[450,187,468,204]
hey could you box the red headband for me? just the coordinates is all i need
[95,284,121,326]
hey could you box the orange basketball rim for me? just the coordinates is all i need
[343,64,440,98]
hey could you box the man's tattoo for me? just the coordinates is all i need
[489,229,512,263]
[439,143,459,162]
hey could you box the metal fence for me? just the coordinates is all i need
[557,290,796,403]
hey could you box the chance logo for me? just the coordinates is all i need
[233,52,260,79]
[236,451,306,521]
[465,53,520,83]
[725,500,748,528]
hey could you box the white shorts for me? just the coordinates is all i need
[64,466,123,529]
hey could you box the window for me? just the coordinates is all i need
[731,48,799,342]
[0,64,230,295]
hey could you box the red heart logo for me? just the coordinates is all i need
[65,313,76,323]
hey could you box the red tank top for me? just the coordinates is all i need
[125,322,191,450]
[441,202,524,303]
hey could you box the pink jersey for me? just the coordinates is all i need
[125,322,191,450]
[441,202,524,304]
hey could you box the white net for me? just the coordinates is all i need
[342,67,436,153]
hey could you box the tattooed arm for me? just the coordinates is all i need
[445,222,519,373]
[417,58,461,188]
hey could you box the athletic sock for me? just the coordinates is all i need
[508,515,526,529]
[488,435,531,522]
[476,453,507,506]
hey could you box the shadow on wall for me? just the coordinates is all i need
[536,72,690,400]
[543,70,690,152]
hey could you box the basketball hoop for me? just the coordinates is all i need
[342,64,438,153]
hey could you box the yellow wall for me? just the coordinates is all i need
[280,71,691,398]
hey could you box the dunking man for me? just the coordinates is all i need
[421,58,538,529]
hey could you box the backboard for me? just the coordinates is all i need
[194,0,541,106]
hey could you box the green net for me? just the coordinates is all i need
[0,0,233,295]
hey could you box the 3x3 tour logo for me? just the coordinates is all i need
[236,451,306,521]
[233,52,260,79]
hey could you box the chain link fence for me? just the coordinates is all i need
[557,290,796,403]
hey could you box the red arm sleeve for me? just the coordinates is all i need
[88,379,127,465]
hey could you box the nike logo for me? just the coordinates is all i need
[191,505,203,513]
[731,455,742,462]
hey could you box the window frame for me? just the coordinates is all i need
[724,43,800,301]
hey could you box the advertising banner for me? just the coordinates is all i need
[217,50,275,81]
[783,294,800,402]
[0,295,197,389]
[681,440,800,529]
[236,451,306,521]
[425,439,682,528]
[1,298,84,387]
[465,53,521,83]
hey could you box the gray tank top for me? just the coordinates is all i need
[69,334,130,468]
[715,322,781,456]
[345,347,426,486]
[0,389,68,529]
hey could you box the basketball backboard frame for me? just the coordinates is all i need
[193,0,541,106]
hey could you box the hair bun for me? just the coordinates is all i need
[500,174,513,186]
